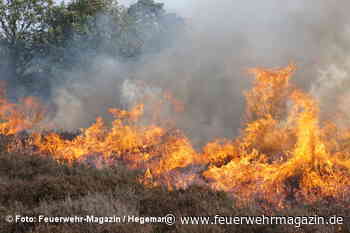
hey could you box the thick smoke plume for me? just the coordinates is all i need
[50,0,350,146]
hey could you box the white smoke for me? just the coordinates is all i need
[50,0,350,145]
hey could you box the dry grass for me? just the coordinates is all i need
[0,135,349,233]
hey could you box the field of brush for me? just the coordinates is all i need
[0,133,349,233]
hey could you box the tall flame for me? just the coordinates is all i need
[204,64,350,206]
[4,64,350,207]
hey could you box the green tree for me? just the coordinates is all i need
[123,0,184,57]
[0,0,53,81]
[43,0,123,71]
[0,0,185,97]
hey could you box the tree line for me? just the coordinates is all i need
[0,0,184,98]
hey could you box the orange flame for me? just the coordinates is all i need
[0,82,46,135]
[203,64,350,206]
[3,64,350,207]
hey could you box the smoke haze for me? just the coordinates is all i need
[50,0,350,146]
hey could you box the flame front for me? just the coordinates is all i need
[5,65,350,207]
[204,65,350,206]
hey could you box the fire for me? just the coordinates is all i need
[0,81,45,135]
[3,64,350,207]
[203,65,350,206]
[34,104,165,163]
[34,103,203,189]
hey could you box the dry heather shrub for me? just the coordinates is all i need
[34,191,138,217]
